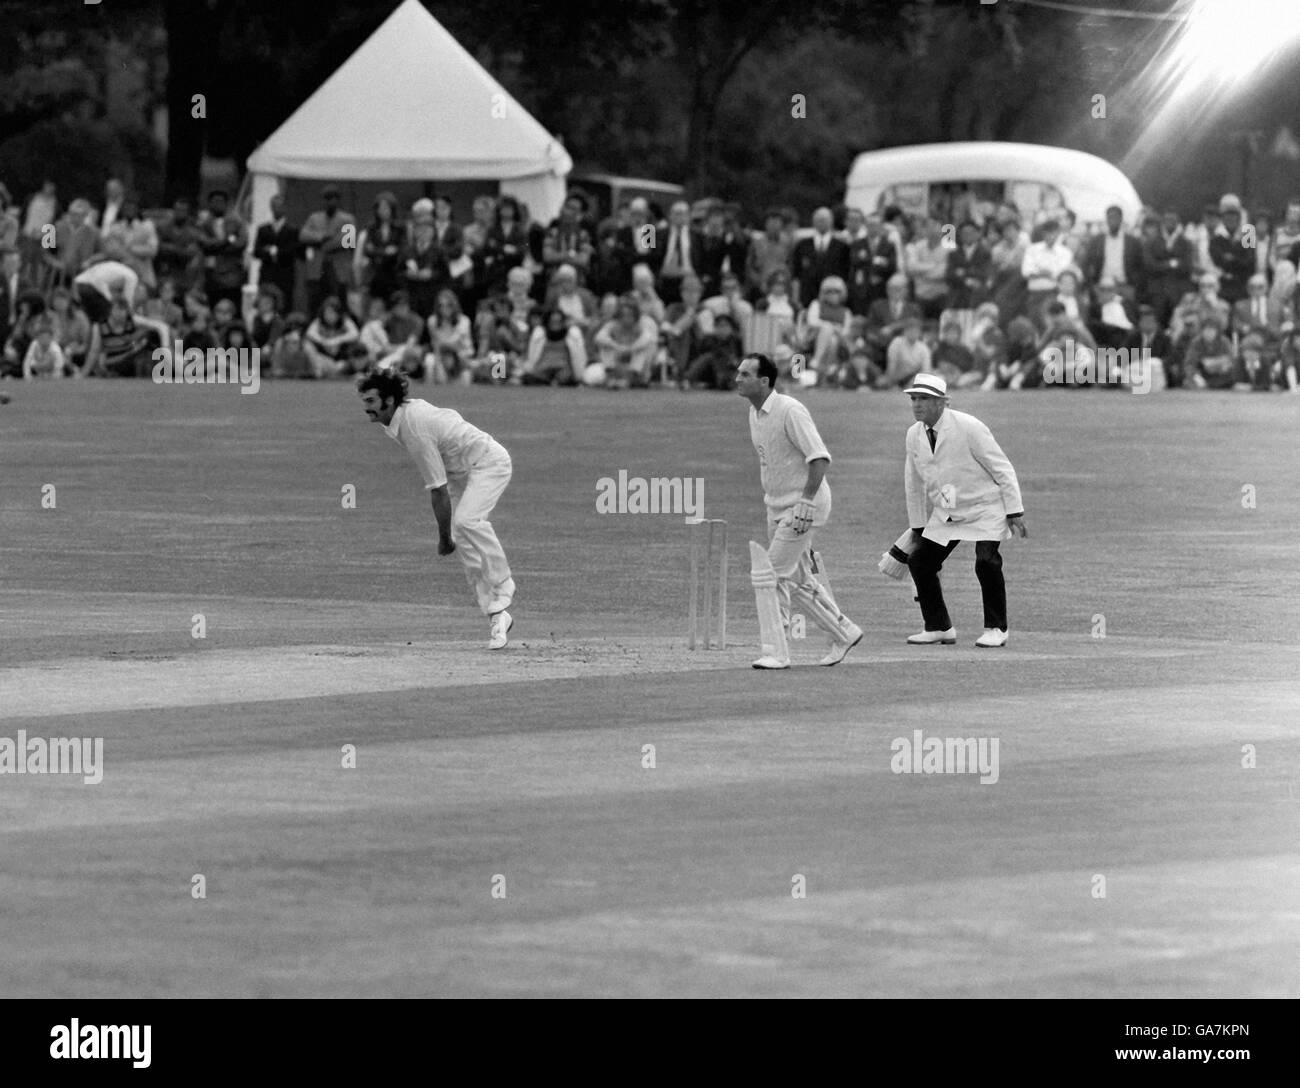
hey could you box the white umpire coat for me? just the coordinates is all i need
[905,408,1023,544]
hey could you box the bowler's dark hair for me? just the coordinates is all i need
[743,352,779,389]
[356,369,410,405]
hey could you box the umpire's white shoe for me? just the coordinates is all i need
[975,628,1008,648]
[907,628,956,645]
[820,623,864,666]
[488,610,513,650]
[752,655,790,670]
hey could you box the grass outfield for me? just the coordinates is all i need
[1,381,1297,998]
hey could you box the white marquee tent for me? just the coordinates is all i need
[243,0,571,228]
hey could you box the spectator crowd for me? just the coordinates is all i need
[3,174,1300,394]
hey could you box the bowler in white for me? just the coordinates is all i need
[358,370,516,649]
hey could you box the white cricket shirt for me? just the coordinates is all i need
[383,399,507,490]
[748,391,832,523]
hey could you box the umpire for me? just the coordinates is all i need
[901,374,1027,647]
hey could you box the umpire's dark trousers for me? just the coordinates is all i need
[908,537,1007,632]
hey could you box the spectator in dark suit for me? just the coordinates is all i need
[543,192,593,287]
[481,196,531,296]
[155,197,204,291]
[1141,211,1195,327]
[1208,194,1255,304]
[1232,273,1293,351]
[944,220,992,317]
[845,213,894,314]
[254,194,300,311]
[1081,205,1144,303]
[399,214,449,320]
[793,207,850,310]
[696,205,749,300]
[657,200,704,306]
[198,189,248,307]
[358,191,404,308]
[1125,305,1174,381]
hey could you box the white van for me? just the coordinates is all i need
[844,142,1143,231]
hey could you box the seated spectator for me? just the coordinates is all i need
[794,276,853,381]
[1184,314,1236,389]
[876,315,932,390]
[684,312,742,390]
[141,277,184,338]
[989,219,1029,328]
[2,290,45,376]
[522,307,585,386]
[1273,200,1300,268]
[1053,270,1085,325]
[249,285,285,350]
[1171,272,1231,341]
[304,297,363,379]
[970,320,1007,385]
[84,297,160,377]
[223,321,250,352]
[964,301,1001,351]
[630,262,666,324]
[932,320,979,387]
[865,273,921,363]
[1278,327,1300,392]
[1089,278,1138,353]
[1237,334,1277,392]
[22,316,65,379]
[426,288,474,383]
[1126,305,1174,389]
[210,296,238,344]
[545,263,598,330]
[1271,259,1298,319]
[180,308,218,355]
[592,295,659,389]
[272,315,313,379]
[1232,273,1292,350]
[503,266,537,330]
[757,268,797,320]
[48,287,91,372]
[702,269,754,328]
[943,220,992,335]
[49,198,101,286]
[1022,300,1098,388]
[1021,218,1077,328]
[662,275,710,386]
[982,316,1039,390]
[746,208,794,301]
[474,293,529,379]
[828,314,873,390]
[359,296,394,362]
[400,216,447,319]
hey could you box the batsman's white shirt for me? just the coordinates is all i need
[383,399,508,488]
[749,391,832,525]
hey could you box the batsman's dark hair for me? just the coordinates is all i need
[356,368,410,405]
[743,352,779,390]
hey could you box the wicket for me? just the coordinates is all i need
[687,517,727,649]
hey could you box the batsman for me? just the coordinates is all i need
[735,353,863,669]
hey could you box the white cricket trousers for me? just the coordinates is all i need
[766,518,852,640]
[449,453,514,616]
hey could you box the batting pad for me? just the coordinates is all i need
[750,541,790,663]
[879,528,918,580]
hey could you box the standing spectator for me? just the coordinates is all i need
[522,307,585,385]
[696,206,748,298]
[155,197,204,291]
[462,194,496,295]
[253,193,300,309]
[657,200,703,305]
[1020,219,1076,328]
[481,195,530,296]
[304,296,362,379]
[1081,205,1144,303]
[1272,198,1300,268]
[20,180,58,279]
[299,185,357,313]
[1251,208,1275,277]
[846,213,896,314]
[906,217,951,320]
[593,296,659,388]
[50,199,101,285]
[1057,208,1086,264]
[400,215,447,320]
[590,222,634,297]
[196,189,246,305]
[662,275,709,385]
[944,220,992,325]
[426,288,475,383]
[431,195,464,258]
[21,317,65,379]
[794,207,851,310]
[357,191,404,308]
[542,192,593,286]
[621,197,660,276]
[0,245,32,346]
[99,178,126,238]
[989,219,1029,328]
[877,315,932,390]
[102,200,159,291]
[1141,210,1195,327]
[1208,195,1254,304]
[746,209,794,301]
